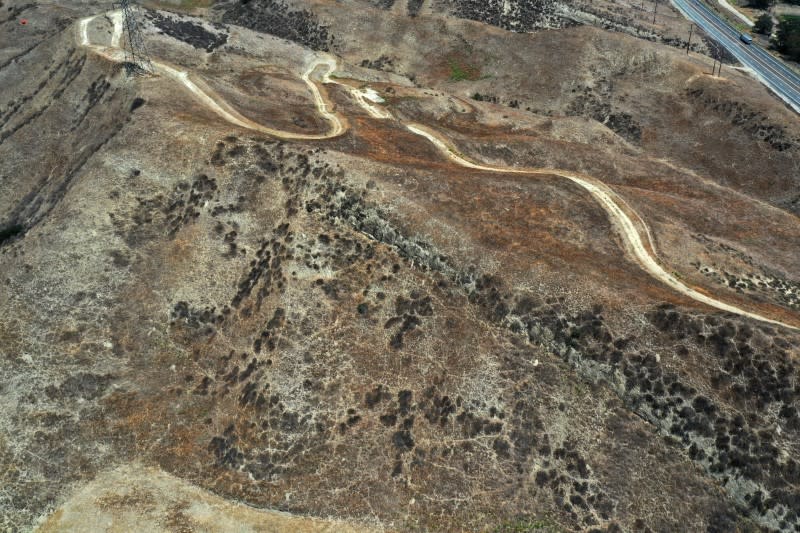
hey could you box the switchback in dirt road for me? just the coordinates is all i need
[77,10,799,332]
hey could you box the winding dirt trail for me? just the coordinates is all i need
[405,125,798,330]
[79,13,345,139]
[77,11,799,331]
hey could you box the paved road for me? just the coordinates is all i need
[672,0,800,112]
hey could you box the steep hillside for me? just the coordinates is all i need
[0,2,799,532]
[212,0,800,215]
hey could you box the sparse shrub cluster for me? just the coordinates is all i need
[645,305,800,528]
[604,50,668,78]
[774,15,800,62]
[131,136,797,531]
[152,139,623,529]
[696,265,800,310]
[453,261,800,530]
[567,85,642,143]
[686,88,798,151]
[360,55,395,72]
[146,11,228,52]
[220,0,332,51]
[446,0,568,32]
[369,0,396,8]
[0,223,23,246]
[44,373,114,401]
[383,291,433,349]
[407,0,424,16]
[471,92,499,103]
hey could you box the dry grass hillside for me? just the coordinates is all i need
[1,1,799,532]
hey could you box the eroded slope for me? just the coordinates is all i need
[0,2,799,533]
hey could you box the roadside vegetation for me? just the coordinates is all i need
[729,0,800,61]
[754,13,774,33]
[738,0,800,61]
[774,15,800,60]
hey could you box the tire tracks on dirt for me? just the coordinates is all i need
[77,10,799,331]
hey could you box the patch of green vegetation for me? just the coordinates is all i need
[448,59,480,81]
[754,13,773,35]
[775,15,800,61]
[448,61,470,81]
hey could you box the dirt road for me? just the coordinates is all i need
[77,11,799,331]
[80,12,345,139]
[405,124,799,330]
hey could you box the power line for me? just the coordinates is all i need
[113,0,153,76]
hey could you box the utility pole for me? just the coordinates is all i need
[113,0,154,76]
[652,0,658,24]
[686,23,693,54]
[711,58,723,77]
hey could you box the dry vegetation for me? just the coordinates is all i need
[0,1,799,532]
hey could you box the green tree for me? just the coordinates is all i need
[754,13,774,34]
[749,0,775,9]
[774,15,800,61]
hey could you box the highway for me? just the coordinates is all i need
[671,0,800,112]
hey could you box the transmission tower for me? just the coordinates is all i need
[114,0,154,76]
